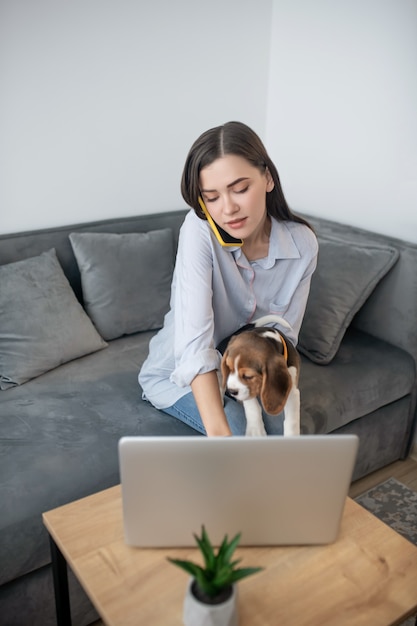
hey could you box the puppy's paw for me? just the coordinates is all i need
[245,423,267,437]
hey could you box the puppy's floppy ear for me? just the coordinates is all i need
[260,355,292,415]
[220,349,232,393]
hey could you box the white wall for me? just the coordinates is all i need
[266,0,417,244]
[0,0,272,234]
[2,1,416,243]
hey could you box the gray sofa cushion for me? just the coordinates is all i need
[298,236,399,364]
[0,249,107,390]
[0,332,196,586]
[69,229,174,340]
[299,328,416,434]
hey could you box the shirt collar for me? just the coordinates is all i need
[233,218,301,267]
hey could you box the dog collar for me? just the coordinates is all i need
[278,333,288,362]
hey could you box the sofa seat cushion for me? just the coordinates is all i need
[299,328,416,434]
[0,332,196,587]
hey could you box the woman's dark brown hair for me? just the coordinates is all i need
[181,121,312,229]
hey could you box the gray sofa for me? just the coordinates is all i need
[0,209,416,626]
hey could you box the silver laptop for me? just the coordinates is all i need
[118,435,358,547]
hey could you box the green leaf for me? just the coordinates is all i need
[167,558,204,579]
[218,532,241,566]
[216,533,231,563]
[213,568,234,588]
[228,567,264,584]
[194,526,215,571]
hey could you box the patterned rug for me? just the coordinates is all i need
[355,477,417,546]
[355,477,417,626]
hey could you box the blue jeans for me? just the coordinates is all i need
[162,392,284,436]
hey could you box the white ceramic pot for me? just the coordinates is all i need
[183,579,239,626]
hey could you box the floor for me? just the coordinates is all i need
[349,454,417,498]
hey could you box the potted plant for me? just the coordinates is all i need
[168,525,263,626]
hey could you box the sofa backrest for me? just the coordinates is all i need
[0,210,188,303]
[1,209,416,367]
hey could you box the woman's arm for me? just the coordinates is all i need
[191,371,232,436]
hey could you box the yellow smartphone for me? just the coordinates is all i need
[198,197,243,247]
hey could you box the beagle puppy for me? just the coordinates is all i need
[220,316,300,437]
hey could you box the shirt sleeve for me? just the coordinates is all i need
[169,215,221,388]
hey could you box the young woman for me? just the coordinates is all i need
[139,121,318,436]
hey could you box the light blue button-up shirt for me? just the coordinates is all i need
[139,210,318,409]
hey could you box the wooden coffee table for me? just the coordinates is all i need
[43,485,417,626]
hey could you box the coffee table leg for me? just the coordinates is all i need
[49,535,72,626]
